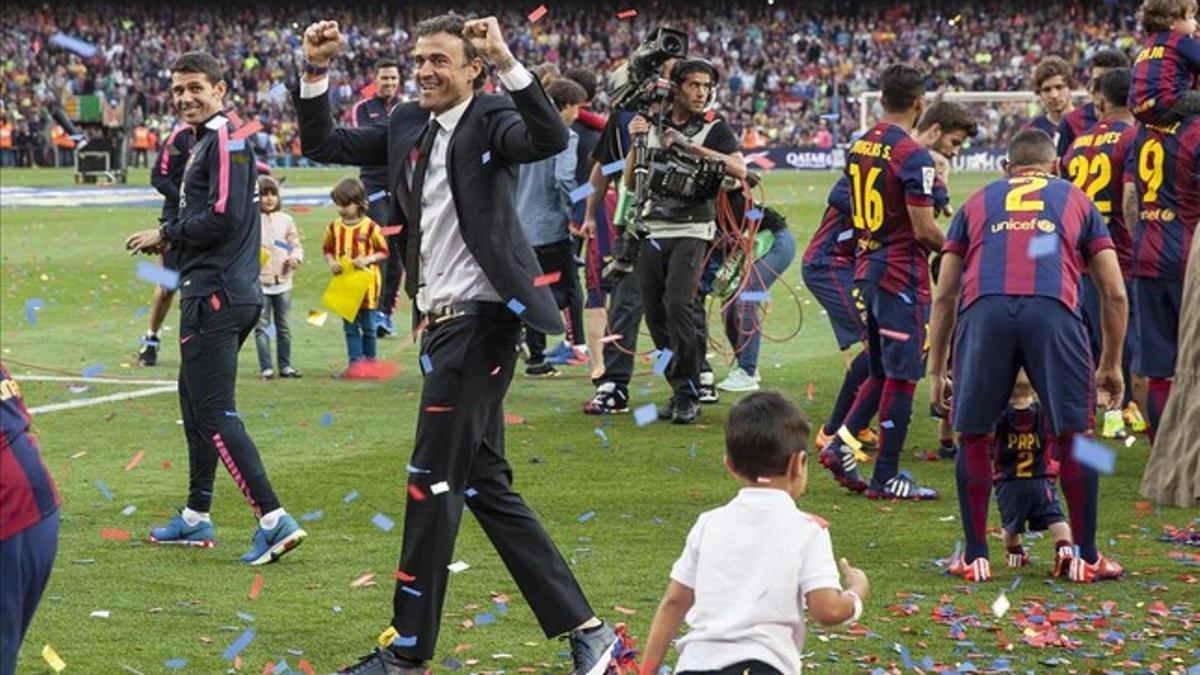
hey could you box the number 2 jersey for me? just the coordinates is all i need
[1060,118,1137,278]
[992,402,1054,482]
[846,122,937,303]
[1126,116,1200,281]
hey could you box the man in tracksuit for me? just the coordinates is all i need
[125,51,306,565]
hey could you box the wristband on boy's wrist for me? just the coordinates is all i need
[844,589,863,623]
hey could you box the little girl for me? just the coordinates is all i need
[256,175,304,379]
[322,177,388,372]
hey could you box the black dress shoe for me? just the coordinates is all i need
[672,398,701,424]
[337,647,428,675]
[658,397,677,420]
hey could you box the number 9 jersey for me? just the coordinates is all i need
[1127,117,1200,281]
[846,122,937,303]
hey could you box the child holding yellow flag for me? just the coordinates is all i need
[321,177,388,372]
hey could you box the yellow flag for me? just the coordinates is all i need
[321,258,372,322]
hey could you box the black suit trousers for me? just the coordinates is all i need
[391,314,592,658]
[637,237,708,401]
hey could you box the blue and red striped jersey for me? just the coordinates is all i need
[847,122,937,301]
[1055,102,1099,158]
[1024,114,1061,148]
[1129,31,1200,124]
[992,402,1051,481]
[1061,118,1137,278]
[1127,116,1200,280]
[943,169,1114,316]
[1,362,61,541]
[802,176,855,268]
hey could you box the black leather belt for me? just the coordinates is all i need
[422,300,512,327]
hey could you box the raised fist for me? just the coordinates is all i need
[303,21,343,67]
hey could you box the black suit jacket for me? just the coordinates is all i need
[293,78,568,335]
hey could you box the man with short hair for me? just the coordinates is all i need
[296,14,617,673]
[929,129,1127,583]
[351,60,405,337]
[124,52,306,565]
[1057,49,1131,157]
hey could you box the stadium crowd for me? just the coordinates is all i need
[1,0,1145,167]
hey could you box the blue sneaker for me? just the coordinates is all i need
[241,514,307,565]
[543,340,573,364]
[376,312,397,338]
[150,515,216,547]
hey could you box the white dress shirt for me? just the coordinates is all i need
[301,64,535,313]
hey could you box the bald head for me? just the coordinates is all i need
[1006,129,1057,173]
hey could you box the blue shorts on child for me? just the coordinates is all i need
[995,478,1065,535]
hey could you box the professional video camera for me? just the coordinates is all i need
[606,27,688,113]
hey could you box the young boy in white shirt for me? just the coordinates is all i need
[640,391,870,675]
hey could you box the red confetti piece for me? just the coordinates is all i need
[408,483,426,501]
[533,271,561,287]
[345,360,399,380]
[360,82,378,99]
[395,569,416,582]
[101,528,131,541]
[231,119,263,141]
[261,660,274,674]
[380,225,403,236]
[527,4,548,22]
[234,655,242,670]
[291,206,312,214]
[600,334,623,344]
[490,365,502,376]
[124,450,145,471]
[617,9,638,19]
[297,659,315,675]
[425,405,454,413]
[747,153,775,169]
[162,460,172,470]
[504,414,525,425]
[806,381,815,401]
[248,574,263,600]
[227,110,244,128]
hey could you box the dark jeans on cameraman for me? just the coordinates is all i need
[638,236,707,403]
[526,238,583,363]
[593,265,644,389]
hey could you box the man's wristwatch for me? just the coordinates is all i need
[304,62,330,77]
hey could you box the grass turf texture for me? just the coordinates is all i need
[3,168,1197,674]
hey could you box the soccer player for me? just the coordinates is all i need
[929,129,1127,583]
[817,64,944,500]
[137,122,196,366]
[1124,112,1200,441]
[124,52,306,564]
[1027,56,1076,148]
[1056,49,1131,157]
[0,363,61,675]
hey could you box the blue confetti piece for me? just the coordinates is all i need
[134,306,149,318]
[881,419,895,429]
[224,410,244,418]
[301,510,324,522]
[898,644,913,669]
[269,83,289,103]
[82,364,104,378]
[739,291,770,303]
[649,238,661,251]
[652,516,665,525]
[474,612,496,626]
[343,490,359,504]
[25,298,45,325]
[494,600,508,614]
[391,634,418,648]
[601,159,625,175]
[400,585,422,597]
[273,659,289,674]
[688,442,698,460]
[368,190,387,203]
[593,427,610,447]
[898,291,912,305]
[420,354,433,374]
[273,239,294,253]
[223,628,256,661]
[406,464,431,474]
[653,348,673,376]
[577,510,596,523]
[1010,575,1022,592]
[320,412,334,427]
[227,138,247,152]
[569,183,595,204]
[263,323,277,339]
[236,610,255,622]
[745,208,763,221]
[372,513,395,532]
[136,261,180,290]
[481,151,491,164]
[164,659,187,670]
[506,298,526,316]
[1027,234,1060,259]
[1072,435,1116,474]
[464,487,478,498]
[96,479,113,500]
[922,656,935,670]
[633,403,658,427]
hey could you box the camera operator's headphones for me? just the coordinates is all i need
[670,58,719,108]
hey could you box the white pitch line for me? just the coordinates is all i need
[16,374,176,386]
[28,385,178,415]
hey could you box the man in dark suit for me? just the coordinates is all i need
[295,14,617,674]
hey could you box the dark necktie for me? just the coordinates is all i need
[404,120,438,299]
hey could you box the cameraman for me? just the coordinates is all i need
[625,59,745,424]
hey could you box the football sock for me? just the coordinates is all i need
[958,433,992,562]
[825,351,870,435]
[841,375,884,437]
[260,508,285,530]
[181,507,210,526]
[1146,378,1172,444]
[1006,545,1024,555]
[1057,432,1099,564]
[871,379,915,485]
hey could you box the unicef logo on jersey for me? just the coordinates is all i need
[1036,219,1056,234]
[990,218,1056,234]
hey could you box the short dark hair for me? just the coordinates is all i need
[1140,0,1197,33]
[879,64,927,113]
[415,12,486,89]
[1098,68,1132,108]
[564,67,598,101]
[375,59,400,73]
[1032,56,1072,90]
[725,391,810,480]
[1008,129,1057,168]
[546,79,587,111]
[170,52,223,86]
[1089,48,1130,70]
[917,101,979,137]
[330,176,369,216]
